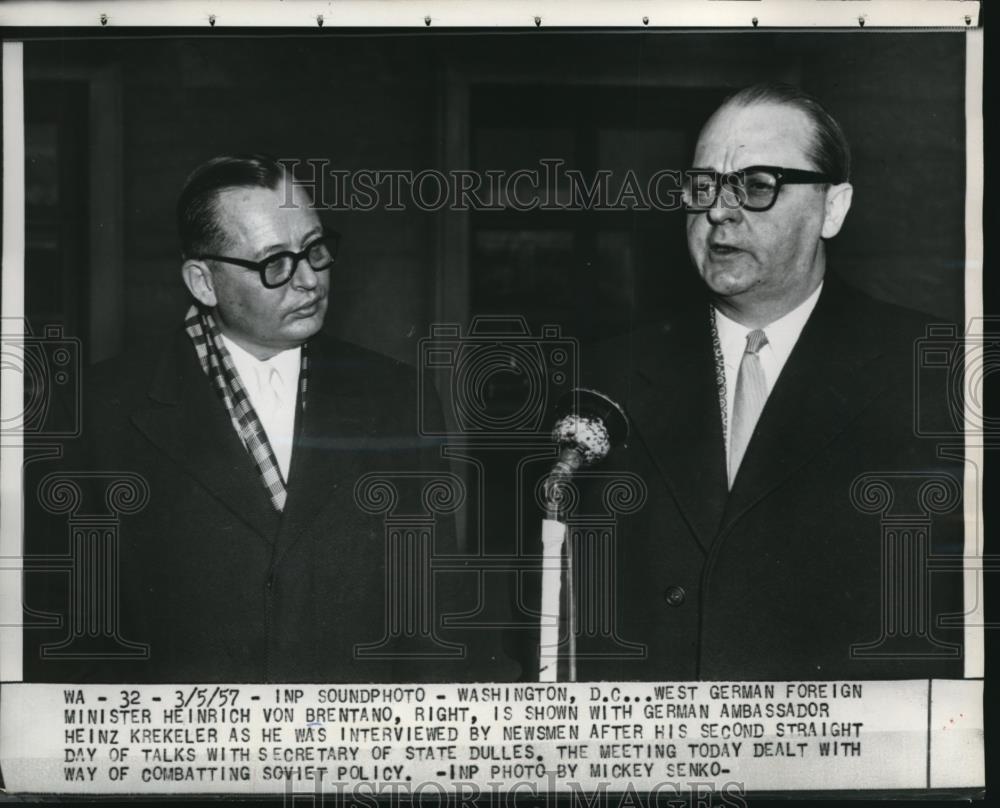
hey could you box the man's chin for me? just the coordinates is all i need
[699,262,760,298]
[283,312,326,343]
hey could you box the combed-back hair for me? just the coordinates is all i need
[176,154,287,259]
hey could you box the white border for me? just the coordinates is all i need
[963,27,984,679]
[0,0,983,30]
[1,42,26,683]
[0,17,984,798]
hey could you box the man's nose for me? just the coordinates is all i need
[291,257,320,289]
[706,184,743,226]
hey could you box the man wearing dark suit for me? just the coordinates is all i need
[24,155,505,683]
[554,84,965,681]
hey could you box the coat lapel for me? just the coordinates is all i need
[130,331,282,541]
[720,278,890,531]
[271,337,375,568]
[624,314,728,552]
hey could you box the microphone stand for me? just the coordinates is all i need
[541,448,582,683]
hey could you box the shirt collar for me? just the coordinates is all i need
[220,333,301,386]
[714,281,823,367]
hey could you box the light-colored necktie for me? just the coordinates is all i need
[728,329,769,488]
[264,365,291,480]
[266,365,284,419]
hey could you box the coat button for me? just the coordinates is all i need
[664,585,686,606]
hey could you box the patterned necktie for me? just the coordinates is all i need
[728,329,769,488]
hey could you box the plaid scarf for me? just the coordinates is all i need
[184,305,309,512]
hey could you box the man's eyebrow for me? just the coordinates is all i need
[253,243,288,260]
[300,226,323,244]
[253,228,323,260]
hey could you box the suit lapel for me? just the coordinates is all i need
[130,331,282,541]
[271,337,375,567]
[720,278,889,531]
[625,315,728,552]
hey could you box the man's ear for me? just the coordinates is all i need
[821,182,853,239]
[181,259,218,307]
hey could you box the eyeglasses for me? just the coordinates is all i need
[196,230,341,289]
[683,166,833,213]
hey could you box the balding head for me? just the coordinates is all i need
[710,82,851,184]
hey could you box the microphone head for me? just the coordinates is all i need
[551,388,630,467]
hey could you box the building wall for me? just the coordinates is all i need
[25,33,968,365]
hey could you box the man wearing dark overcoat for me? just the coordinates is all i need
[25,155,507,683]
[549,84,966,681]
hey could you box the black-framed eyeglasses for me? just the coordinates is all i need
[197,230,341,289]
[683,166,834,213]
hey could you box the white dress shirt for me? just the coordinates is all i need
[715,282,823,445]
[220,335,301,482]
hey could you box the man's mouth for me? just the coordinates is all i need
[709,244,742,257]
[291,298,324,317]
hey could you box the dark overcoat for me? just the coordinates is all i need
[518,276,966,681]
[25,331,512,683]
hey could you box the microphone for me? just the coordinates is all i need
[544,388,630,519]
